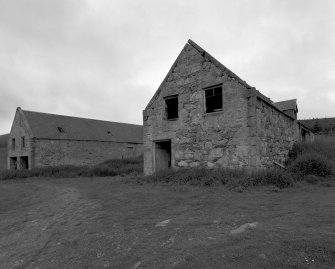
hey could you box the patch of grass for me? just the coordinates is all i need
[142,168,294,189]
[0,156,143,181]
[288,136,335,164]
[286,138,335,183]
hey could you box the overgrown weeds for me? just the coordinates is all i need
[142,137,335,189]
[0,156,143,181]
[143,167,294,189]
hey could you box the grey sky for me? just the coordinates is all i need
[0,0,334,134]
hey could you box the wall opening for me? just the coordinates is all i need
[204,85,223,113]
[165,95,178,120]
[155,140,171,172]
[10,157,17,170]
[21,136,25,148]
[20,156,29,170]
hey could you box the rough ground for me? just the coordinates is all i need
[0,177,335,268]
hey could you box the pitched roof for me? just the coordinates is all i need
[21,109,143,143]
[145,39,297,122]
[145,39,262,110]
[274,99,297,112]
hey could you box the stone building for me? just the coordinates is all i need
[8,108,143,170]
[143,39,313,175]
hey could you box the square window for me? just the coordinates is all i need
[165,95,178,120]
[205,85,223,113]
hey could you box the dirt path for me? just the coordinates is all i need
[0,181,99,269]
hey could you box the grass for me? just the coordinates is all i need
[0,177,334,268]
[142,136,335,189]
[0,155,143,180]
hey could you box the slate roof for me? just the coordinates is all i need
[274,99,297,112]
[21,109,143,143]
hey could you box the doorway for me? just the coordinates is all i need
[9,157,17,170]
[20,156,29,170]
[155,140,171,172]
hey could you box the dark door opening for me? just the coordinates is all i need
[155,140,171,172]
[20,156,29,170]
[10,157,17,170]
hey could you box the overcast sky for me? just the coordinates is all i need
[0,0,334,134]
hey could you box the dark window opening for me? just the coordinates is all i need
[57,127,64,133]
[205,85,223,113]
[21,136,25,148]
[165,95,178,120]
[107,131,113,136]
[12,138,15,150]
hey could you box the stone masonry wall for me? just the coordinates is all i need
[7,111,32,169]
[32,139,143,167]
[255,98,298,167]
[143,43,253,175]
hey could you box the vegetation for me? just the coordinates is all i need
[300,118,335,135]
[143,168,294,189]
[0,155,143,180]
[143,136,335,189]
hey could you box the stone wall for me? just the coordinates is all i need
[254,98,297,167]
[7,110,32,169]
[143,43,253,175]
[32,139,143,167]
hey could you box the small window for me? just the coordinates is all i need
[107,131,113,136]
[204,85,223,113]
[165,95,178,120]
[57,127,64,133]
[21,136,25,148]
[12,138,15,150]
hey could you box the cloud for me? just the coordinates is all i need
[0,0,334,134]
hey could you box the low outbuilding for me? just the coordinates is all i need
[8,108,143,170]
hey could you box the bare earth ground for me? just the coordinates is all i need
[0,177,335,269]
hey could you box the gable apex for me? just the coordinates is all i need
[145,39,254,111]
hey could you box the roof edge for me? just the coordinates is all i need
[188,39,252,89]
[21,109,143,128]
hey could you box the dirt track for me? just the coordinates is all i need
[0,180,109,269]
[1,177,335,269]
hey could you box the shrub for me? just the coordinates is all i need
[240,169,294,189]
[289,153,333,177]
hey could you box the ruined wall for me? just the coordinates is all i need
[143,44,253,175]
[32,139,143,167]
[7,111,32,169]
[254,98,297,167]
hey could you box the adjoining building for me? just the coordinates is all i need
[143,39,314,175]
[8,108,143,170]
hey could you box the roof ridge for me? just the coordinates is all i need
[187,39,252,89]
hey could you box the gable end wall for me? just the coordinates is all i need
[143,44,255,174]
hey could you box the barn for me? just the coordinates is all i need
[143,39,313,175]
[8,107,143,170]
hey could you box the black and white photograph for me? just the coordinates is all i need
[0,0,334,268]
